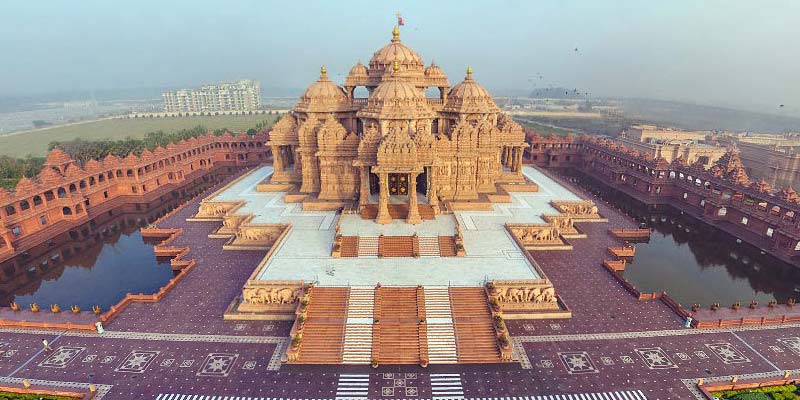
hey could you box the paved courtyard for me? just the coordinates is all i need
[0,165,797,399]
[211,165,583,286]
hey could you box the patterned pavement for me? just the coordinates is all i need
[0,166,797,399]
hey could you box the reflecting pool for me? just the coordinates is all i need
[569,172,800,307]
[0,172,227,309]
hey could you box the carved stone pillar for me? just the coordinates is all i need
[514,147,523,175]
[407,172,421,224]
[292,146,302,178]
[299,150,318,193]
[271,145,284,174]
[359,166,370,209]
[376,172,391,224]
[427,167,440,213]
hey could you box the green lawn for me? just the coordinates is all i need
[517,119,577,137]
[0,114,281,157]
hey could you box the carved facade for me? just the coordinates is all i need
[527,133,800,265]
[0,132,269,263]
[267,27,528,224]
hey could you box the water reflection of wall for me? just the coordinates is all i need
[570,171,800,304]
[0,172,224,304]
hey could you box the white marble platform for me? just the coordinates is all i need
[208,165,582,287]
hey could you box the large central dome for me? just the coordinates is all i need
[368,27,424,74]
[358,62,434,120]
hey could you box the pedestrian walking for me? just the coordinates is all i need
[42,338,52,352]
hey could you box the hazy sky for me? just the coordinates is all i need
[1,0,799,115]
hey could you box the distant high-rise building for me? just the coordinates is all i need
[162,80,261,113]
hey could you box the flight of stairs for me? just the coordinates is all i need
[295,287,348,364]
[343,236,458,258]
[418,236,441,257]
[379,236,415,257]
[423,287,458,364]
[294,286,502,365]
[342,287,374,364]
[373,287,422,364]
[339,236,358,258]
[449,287,502,363]
[357,237,379,257]
[438,236,457,256]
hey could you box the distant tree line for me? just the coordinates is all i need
[0,117,277,190]
[0,155,45,189]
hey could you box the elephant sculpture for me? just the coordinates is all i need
[242,287,298,305]
[496,286,557,304]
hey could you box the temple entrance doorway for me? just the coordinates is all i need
[416,168,428,195]
[369,172,379,195]
[388,173,409,196]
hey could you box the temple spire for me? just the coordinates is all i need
[392,26,400,42]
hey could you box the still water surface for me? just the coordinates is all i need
[571,173,800,307]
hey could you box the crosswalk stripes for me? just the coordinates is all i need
[335,373,370,400]
[154,388,646,400]
[430,373,463,399]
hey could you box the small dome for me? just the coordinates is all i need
[348,61,368,77]
[424,62,446,78]
[369,27,424,71]
[444,67,499,114]
[424,61,450,88]
[371,76,425,103]
[296,66,348,112]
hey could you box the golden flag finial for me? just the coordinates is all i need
[466,66,473,79]
[320,66,327,78]
[393,60,400,73]
[392,26,400,41]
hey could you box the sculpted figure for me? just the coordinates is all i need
[542,287,556,303]
[497,290,508,302]
[243,288,258,304]
[276,288,297,304]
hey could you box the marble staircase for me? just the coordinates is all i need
[418,236,441,257]
[342,287,374,364]
[423,287,458,364]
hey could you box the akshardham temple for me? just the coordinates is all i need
[266,26,529,224]
[185,27,608,366]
